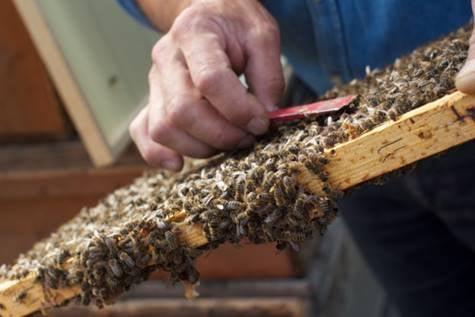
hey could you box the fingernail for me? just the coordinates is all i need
[162,160,180,171]
[247,116,269,135]
[264,103,278,112]
[237,135,255,149]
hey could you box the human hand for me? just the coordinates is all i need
[130,0,284,171]
[455,1,475,93]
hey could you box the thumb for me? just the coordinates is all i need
[455,6,475,94]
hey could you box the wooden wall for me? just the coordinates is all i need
[0,0,67,139]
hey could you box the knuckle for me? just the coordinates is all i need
[149,118,171,143]
[167,97,192,126]
[250,22,280,46]
[170,18,189,40]
[265,18,279,37]
[151,40,167,65]
[227,107,254,126]
[195,68,224,93]
[140,145,156,164]
[210,131,240,150]
[171,7,208,40]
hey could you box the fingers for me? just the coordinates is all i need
[455,1,475,94]
[179,33,270,135]
[147,65,216,158]
[244,17,285,111]
[129,107,184,171]
[456,32,475,93]
[154,49,253,150]
[148,114,217,158]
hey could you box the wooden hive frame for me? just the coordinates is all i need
[0,91,474,317]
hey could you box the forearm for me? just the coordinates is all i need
[137,0,192,32]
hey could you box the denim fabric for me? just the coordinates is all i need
[262,0,472,93]
[340,141,475,317]
[117,0,154,28]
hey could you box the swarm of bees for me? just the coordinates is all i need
[0,24,470,308]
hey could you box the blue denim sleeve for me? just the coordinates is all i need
[117,0,154,29]
[262,0,471,94]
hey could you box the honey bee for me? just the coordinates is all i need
[287,216,299,227]
[284,231,307,241]
[92,263,106,280]
[253,204,274,217]
[264,210,281,224]
[234,180,246,200]
[206,219,222,240]
[235,212,250,226]
[323,134,338,148]
[387,108,399,121]
[43,267,66,289]
[55,249,71,265]
[199,210,213,222]
[105,276,119,289]
[156,220,169,230]
[137,254,151,268]
[225,200,243,211]
[218,220,231,230]
[185,213,200,224]
[107,259,123,278]
[119,252,135,269]
[104,236,118,256]
[164,231,178,250]
[235,223,245,238]
[79,292,92,306]
[282,176,296,198]
[271,185,286,207]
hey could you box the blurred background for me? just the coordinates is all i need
[0,0,395,316]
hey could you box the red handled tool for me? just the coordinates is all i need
[268,95,356,124]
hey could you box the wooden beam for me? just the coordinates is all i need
[0,142,143,173]
[49,298,306,317]
[1,91,474,316]
[123,279,309,299]
[298,91,475,195]
[0,274,79,317]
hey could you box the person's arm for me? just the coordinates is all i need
[136,0,191,32]
[129,0,284,171]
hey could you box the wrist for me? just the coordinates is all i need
[137,0,193,32]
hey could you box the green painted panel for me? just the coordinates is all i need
[36,0,159,148]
